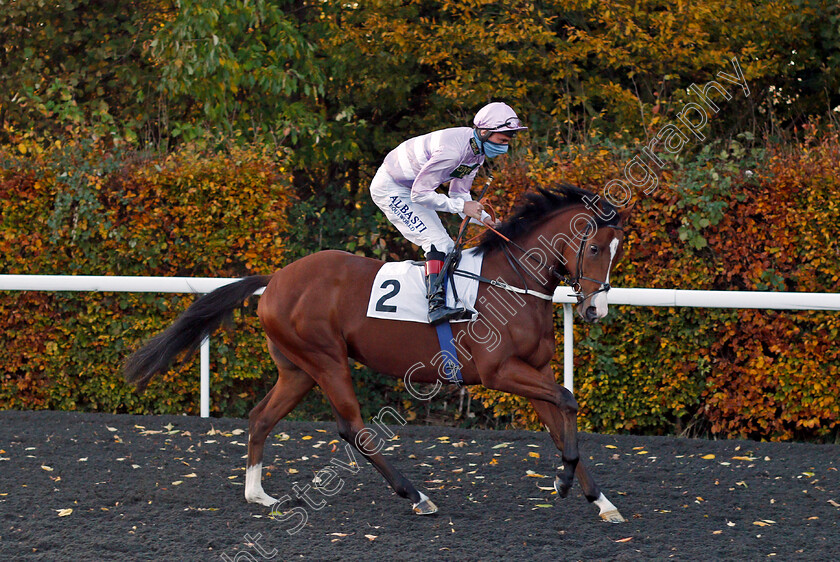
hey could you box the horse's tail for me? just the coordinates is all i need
[124,275,273,392]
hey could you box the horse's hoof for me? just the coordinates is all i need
[247,493,279,507]
[412,492,438,515]
[600,509,626,523]
[553,476,571,499]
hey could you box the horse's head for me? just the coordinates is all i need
[564,208,629,322]
[476,185,630,322]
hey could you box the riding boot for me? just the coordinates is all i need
[425,247,466,325]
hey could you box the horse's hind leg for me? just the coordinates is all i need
[245,343,316,506]
[529,398,625,523]
[331,407,436,515]
[311,359,436,515]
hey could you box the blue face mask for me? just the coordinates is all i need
[473,129,509,159]
[483,140,509,159]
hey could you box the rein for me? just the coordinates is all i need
[464,203,623,304]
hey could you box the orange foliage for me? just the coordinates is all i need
[470,127,840,441]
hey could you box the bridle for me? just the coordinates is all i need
[490,221,624,305]
[449,177,624,306]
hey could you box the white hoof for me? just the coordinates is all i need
[600,509,626,523]
[594,492,625,523]
[412,492,438,515]
[246,491,280,507]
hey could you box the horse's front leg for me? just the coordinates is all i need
[480,359,581,498]
[529,397,626,523]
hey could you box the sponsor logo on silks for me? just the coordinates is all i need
[450,163,479,179]
[388,196,428,233]
[469,137,481,155]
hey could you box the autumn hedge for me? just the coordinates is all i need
[0,141,294,417]
[3,129,840,442]
[470,127,840,442]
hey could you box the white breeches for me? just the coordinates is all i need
[370,166,454,254]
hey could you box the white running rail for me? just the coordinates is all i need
[3,274,840,416]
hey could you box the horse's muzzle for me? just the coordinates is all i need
[584,305,601,323]
[580,288,610,322]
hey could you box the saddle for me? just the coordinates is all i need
[366,248,483,324]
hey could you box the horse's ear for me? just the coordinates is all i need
[617,201,636,226]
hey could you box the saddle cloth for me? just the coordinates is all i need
[366,247,484,324]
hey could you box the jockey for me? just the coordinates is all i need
[370,102,527,324]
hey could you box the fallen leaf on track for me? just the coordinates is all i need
[529,452,540,459]
[732,456,757,461]
[605,445,618,449]
[827,500,840,508]
[701,454,716,460]
[57,509,73,517]
[615,537,633,543]
[41,465,54,472]
[364,534,377,541]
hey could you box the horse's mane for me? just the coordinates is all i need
[475,184,620,254]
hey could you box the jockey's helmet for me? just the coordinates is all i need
[473,102,528,137]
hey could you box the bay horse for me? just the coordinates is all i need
[124,185,629,523]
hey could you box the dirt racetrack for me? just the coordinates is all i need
[1,410,838,561]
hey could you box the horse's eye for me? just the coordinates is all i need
[590,245,599,255]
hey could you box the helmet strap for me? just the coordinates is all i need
[475,127,493,143]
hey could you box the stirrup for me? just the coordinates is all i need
[426,270,465,325]
[428,303,467,325]
[427,283,466,325]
